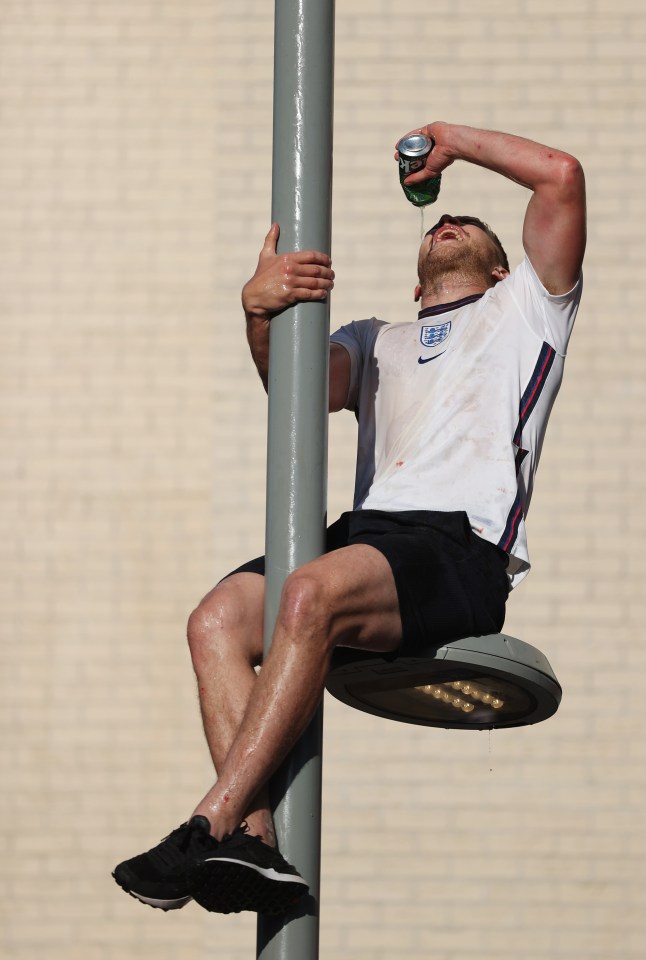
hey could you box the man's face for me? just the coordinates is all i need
[418,214,500,272]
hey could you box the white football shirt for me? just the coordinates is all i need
[330,256,582,588]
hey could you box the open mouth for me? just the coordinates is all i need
[434,225,464,242]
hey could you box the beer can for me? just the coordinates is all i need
[397,133,441,207]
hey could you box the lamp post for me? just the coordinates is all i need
[257,2,335,959]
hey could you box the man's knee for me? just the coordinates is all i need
[278,569,337,649]
[187,575,264,667]
[187,592,226,667]
[277,548,402,654]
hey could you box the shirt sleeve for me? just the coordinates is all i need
[330,318,384,411]
[505,256,583,357]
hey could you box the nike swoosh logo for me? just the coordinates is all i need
[418,351,446,364]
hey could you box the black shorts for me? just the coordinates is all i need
[225,509,510,658]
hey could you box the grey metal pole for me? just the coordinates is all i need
[256,2,335,959]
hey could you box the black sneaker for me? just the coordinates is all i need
[112,815,218,911]
[190,823,309,915]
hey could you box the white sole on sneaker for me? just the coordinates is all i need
[129,890,193,910]
[201,856,308,885]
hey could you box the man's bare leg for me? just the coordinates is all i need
[186,571,277,844]
[112,570,274,910]
[191,543,403,839]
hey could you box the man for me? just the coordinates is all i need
[113,121,586,915]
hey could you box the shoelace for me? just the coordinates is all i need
[150,821,211,870]
[222,820,262,843]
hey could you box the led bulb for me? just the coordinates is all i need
[413,680,505,715]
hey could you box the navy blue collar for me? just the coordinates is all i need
[418,292,484,320]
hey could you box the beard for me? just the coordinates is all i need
[418,240,494,291]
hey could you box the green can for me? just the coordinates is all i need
[397,134,441,207]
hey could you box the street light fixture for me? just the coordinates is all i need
[326,633,561,730]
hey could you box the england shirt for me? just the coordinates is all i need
[330,256,582,588]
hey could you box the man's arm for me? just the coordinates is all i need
[400,122,586,294]
[242,223,349,409]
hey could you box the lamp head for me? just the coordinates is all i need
[325,634,561,730]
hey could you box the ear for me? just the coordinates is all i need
[414,284,422,302]
[491,266,509,284]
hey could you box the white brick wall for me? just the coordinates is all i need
[1,1,644,958]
